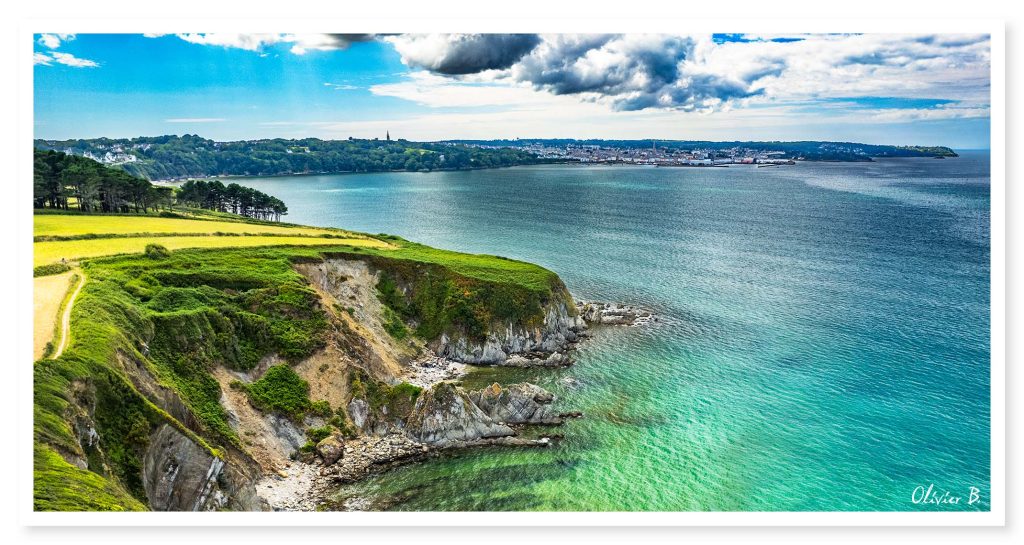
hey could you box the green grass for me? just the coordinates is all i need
[34,235,389,267]
[34,445,146,512]
[34,262,71,277]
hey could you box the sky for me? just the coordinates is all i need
[33,33,991,148]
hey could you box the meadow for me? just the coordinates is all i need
[34,235,390,267]
[34,213,359,238]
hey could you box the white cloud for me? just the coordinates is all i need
[324,82,361,91]
[384,33,991,116]
[368,71,558,108]
[165,118,226,123]
[34,51,98,68]
[163,33,373,55]
[37,33,74,49]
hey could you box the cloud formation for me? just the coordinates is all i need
[388,34,542,75]
[159,33,377,55]
[33,51,98,68]
[382,33,990,116]
[37,33,74,49]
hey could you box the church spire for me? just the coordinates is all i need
[386,130,391,141]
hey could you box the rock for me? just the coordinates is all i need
[504,351,572,368]
[347,398,369,430]
[470,383,561,425]
[404,382,514,446]
[143,424,226,511]
[430,298,586,365]
[315,432,346,465]
[576,301,655,326]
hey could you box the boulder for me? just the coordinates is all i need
[315,432,346,465]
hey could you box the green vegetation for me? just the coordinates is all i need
[144,243,170,259]
[34,149,289,221]
[34,149,173,212]
[35,135,542,180]
[177,179,286,221]
[34,234,389,267]
[239,365,314,420]
[348,369,422,417]
[34,445,146,512]
[33,211,568,511]
[34,262,71,277]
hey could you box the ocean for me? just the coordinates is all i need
[239,151,991,511]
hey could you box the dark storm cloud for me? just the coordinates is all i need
[390,34,779,111]
[395,34,543,75]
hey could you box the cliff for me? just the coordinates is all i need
[33,235,580,511]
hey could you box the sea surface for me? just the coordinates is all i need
[240,152,991,511]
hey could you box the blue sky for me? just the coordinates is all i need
[34,33,992,148]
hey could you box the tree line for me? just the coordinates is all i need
[34,149,287,221]
[33,134,543,180]
[34,149,175,213]
[176,180,287,222]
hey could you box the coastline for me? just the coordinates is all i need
[255,300,655,512]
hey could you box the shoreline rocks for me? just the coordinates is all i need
[577,300,656,326]
[400,354,467,388]
[404,382,515,446]
[470,383,561,425]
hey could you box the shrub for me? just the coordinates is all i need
[144,243,171,259]
[310,400,332,417]
[34,263,71,277]
[242,365,311,419]
[305,425,333,443]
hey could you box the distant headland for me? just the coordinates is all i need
[33,135,958,181]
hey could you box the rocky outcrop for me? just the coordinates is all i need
[469,383,561,425]
[433,300,588,365]
[403,382,514,446]
[142,424,262,511]
[577,301,655,326]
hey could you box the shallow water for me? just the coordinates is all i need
[240,152,990,511]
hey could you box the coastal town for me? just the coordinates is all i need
[514,141,798,166]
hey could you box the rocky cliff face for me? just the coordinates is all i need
[142,424,263,511]
[469,382,560,425]
[403,382,514,446]
[432,300,587,365]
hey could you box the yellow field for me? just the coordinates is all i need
[34,236,390,267]
[33,271,74,360]
[35,214,354,238]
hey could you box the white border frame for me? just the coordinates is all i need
[14,17,1005,527]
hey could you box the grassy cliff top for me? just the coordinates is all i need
[33,211,568,511]
[33,210,561,294]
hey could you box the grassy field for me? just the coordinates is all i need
[33,212,393,267]
[34,213,356,239]
[34,235,390,267]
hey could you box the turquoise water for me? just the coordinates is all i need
[240,152,990,511]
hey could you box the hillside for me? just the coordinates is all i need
[34,135,543,180]
[33,211,576,511]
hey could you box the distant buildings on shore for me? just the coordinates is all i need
[505,142,799,166]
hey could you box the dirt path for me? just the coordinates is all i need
[33,271,74,360]
[52,271,85,359]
